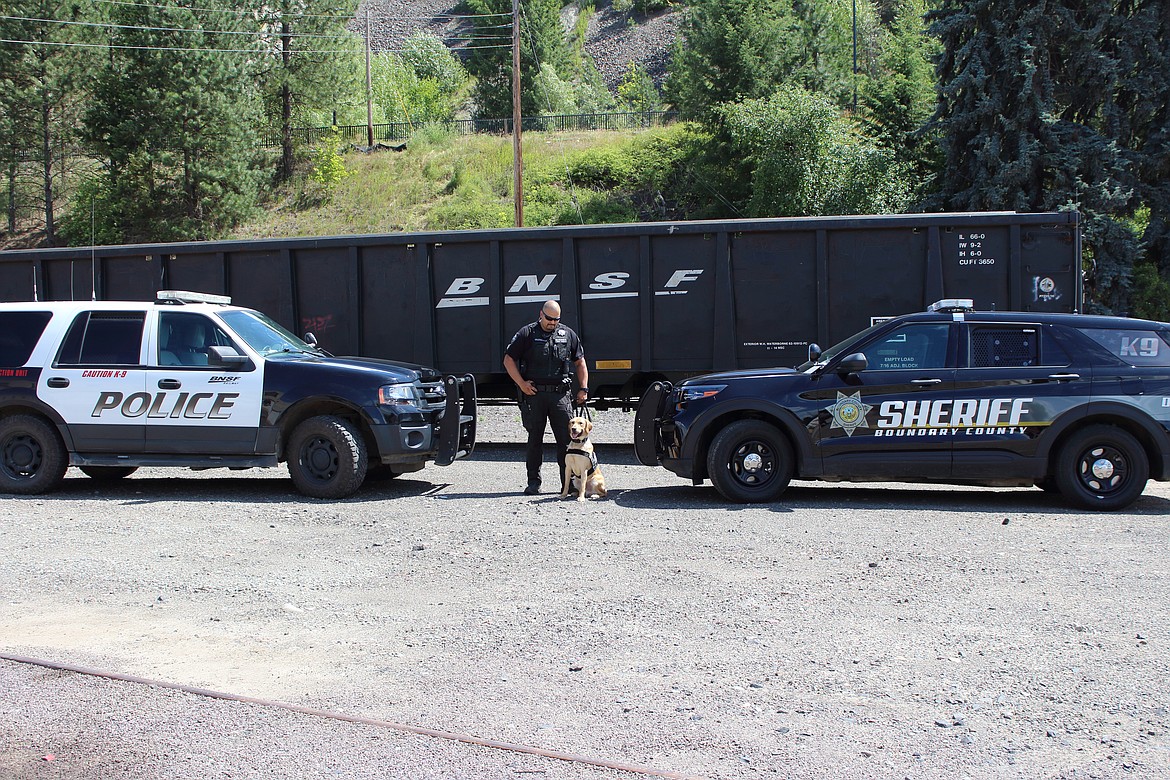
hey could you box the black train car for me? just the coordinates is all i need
[0,211,1081,402]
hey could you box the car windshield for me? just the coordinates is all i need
[796,321,888,372]
[219,310,323,357]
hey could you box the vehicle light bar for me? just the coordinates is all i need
[927,298,975,313]
[157,290,232,305]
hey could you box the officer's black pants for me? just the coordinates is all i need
[518,390,572,488]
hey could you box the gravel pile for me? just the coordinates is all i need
[352,0,679,90]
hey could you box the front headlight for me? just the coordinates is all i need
[676,384,726,409]
[378,383,421,406]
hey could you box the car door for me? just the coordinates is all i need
[144,310,264,455]
[950,322,1092,480]
[808,321,956,480]
[38,310,148,454]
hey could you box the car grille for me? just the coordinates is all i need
[418,379,447,411]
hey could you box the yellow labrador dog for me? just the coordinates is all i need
[561,416,608,501]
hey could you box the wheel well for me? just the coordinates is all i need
[692,410,796,482]
[1043,414,1166,480]
[278,400,370,461]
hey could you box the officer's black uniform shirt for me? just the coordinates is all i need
[505,321,584,383]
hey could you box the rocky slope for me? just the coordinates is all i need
[354,0,679,88]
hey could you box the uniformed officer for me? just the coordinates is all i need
[503,300,589,495]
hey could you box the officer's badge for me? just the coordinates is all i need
[827,391,873,437]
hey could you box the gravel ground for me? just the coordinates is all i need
[2,407,1169,779]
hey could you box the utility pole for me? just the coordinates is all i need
[365,7,374,147]
[512,0,523,227]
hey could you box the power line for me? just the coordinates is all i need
[0,14,350,38]
[0,37,510,54]
[0,14,511,44]
[93,0,509,22]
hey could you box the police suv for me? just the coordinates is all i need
[634,300,1170,510]
[0,291,476,499]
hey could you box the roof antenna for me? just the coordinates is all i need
[32,266,39,302]
[91,196,97,301]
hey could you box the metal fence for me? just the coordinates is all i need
[268,110,679,147]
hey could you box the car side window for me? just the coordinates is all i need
[866,323,950,370]
[0,311,52,366]
[56,311,145,366]
[969,326,1044,368]
[158,312,234,367]
[1077,328,1170,367]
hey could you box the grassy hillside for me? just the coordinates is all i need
[232,122,702,240]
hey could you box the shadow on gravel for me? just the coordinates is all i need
[23,473,446,504]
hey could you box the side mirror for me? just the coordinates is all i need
[304,332,318,347]
[836,352,868,375]
[808,343,822,362]
[208,344,250,368]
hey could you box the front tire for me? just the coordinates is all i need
[1054,425,1149,511]
[79,466,138,481]
[287,415,368,499]
[706,419,793,503]
[0,415,68,495]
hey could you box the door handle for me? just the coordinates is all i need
[911,378,943,385]
[158,379,182,390]
[1047,373,1081,382]
[47,377,69,388]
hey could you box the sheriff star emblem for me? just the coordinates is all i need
[827,391,873,437]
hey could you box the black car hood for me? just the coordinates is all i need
[268,353,440,382]
[681,367,800,384]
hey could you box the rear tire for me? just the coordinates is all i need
[1054,425,1148,511]
[706,419,793,503]
[0,415,68,495]
[79,466,138,481]
[287,415,368,499]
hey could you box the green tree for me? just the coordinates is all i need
[927,0,1147,314]
[859,0,939,192]
[465,0,568,119]
[664,0,797,122]
[371,33,469,126]
[665,0,881,122]
[1118,0,1170,313]
[720,87,912,217]
[0,0,98,245]
[254,0,362,181]
[616,61,662,113]
[78,0,265,242]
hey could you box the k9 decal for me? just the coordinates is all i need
[1120,336,1160,358]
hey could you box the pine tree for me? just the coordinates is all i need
[860,0,939,190]
[253,0,362,181]
[1118,0,1170,294]
[82,0,265,242]
[928,0,1144,313]
[664,0,798,122]
[0,0,98,245]
[465,0,568,119]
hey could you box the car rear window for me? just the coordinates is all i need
[55,311,146,366]
[1077,328,1170,367]
[0,311,52,366]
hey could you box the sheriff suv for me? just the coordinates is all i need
[634,300,1170,510]
[0,291,476,499]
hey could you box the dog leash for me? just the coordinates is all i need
[573,399,592,421]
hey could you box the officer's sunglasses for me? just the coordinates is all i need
[540,311,561,322]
